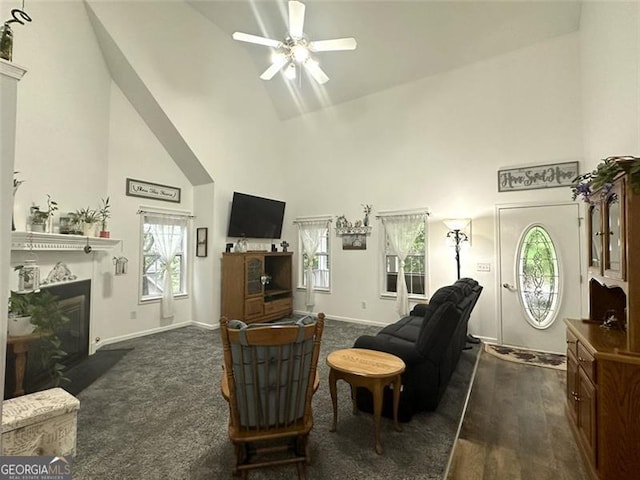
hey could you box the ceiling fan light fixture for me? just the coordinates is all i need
[232,0,357,85]
[284,62,297,80]
[292,44,310,62]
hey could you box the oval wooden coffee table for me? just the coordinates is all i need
[327,348,405,454]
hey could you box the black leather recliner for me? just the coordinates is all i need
[353,278,482,421]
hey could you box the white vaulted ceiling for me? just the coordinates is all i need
[189,1,582,119]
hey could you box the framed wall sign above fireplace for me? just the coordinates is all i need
[126,178,181,203]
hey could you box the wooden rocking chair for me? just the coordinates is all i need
[220,313,325,479]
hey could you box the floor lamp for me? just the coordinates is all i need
[444,219,480,344]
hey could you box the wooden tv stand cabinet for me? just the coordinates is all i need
[221,251,293,323]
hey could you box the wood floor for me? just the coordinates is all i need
[447,350,589,480]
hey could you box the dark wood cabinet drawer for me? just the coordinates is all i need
[577,341,596,384]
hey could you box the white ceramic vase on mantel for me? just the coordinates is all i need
[82,223,97,237]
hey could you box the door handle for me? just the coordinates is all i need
[502,283,516,291]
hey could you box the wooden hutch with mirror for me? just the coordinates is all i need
[565,158,640,480]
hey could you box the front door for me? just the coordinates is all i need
[497,203,582,353]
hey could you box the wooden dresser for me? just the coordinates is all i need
[565,161,640,480]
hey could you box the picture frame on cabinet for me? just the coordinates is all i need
[196,227,208,257]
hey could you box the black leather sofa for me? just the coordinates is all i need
[353,278,482,421]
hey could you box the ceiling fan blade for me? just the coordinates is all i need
[288,1,306,39]
[309,38,357,52]
[304,59,329,85]
[260,56,289,80]
[232,32,282,48]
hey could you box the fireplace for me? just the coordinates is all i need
[4,280,91,397]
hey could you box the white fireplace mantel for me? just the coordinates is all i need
[11,232,121,252]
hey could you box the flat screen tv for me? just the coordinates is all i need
[227,192,286,239]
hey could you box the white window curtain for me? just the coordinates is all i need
[297,219,330,308]
[381,214,425,317]
[150,215,188,318]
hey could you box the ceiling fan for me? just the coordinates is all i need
[232,0,357,85]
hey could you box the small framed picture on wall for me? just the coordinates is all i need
[196,227,208,257]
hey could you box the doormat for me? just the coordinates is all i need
[484,343,566,370]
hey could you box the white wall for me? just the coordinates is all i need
[86,0,288,329]
[580,1,640,166]
[103,83,194,343]
[285,32,583,342]
[10,0,112,229]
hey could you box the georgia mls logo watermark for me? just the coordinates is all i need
[0,456,72,480]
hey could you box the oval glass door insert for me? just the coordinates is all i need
[517,225,561,329]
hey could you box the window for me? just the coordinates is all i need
[140,212,189,301]
[296,219,331,291]
[381,213,427,297]
[517,225,560,329]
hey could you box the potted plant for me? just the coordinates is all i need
[29,206,49,232]
[7,289,35,336]
[71,207,98,236]
[571,156,640,202]
[28,194,58,233]
[98,196,111,238]
[8,290,69,385]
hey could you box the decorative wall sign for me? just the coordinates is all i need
[126,178,181,203]
[498,161,579,192]
[342,234,366,250]
[196,227,208,257]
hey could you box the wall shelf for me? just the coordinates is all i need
[11,232,120,252]
[335,226,372,236]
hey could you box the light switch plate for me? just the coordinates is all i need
[476,263,491,272]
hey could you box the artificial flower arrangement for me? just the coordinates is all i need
[571,156,640,203]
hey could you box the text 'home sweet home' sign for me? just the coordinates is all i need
[126,178,181,203]
[498,161,579,192]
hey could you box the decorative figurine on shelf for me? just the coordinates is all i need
[362,204,373,227]
[601,309,626,331]
[354,220,363,228]
[280,240,289,252]
[235,237,248,253]
[336,215,347,228]
[1,8,32,62]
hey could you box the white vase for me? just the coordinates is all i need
[7,315,35,337]
[83,223,96,236]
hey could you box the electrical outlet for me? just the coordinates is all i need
[361,301,367,309]
[130,311,137,320]
[476,263,491,272]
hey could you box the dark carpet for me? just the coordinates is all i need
[72,321,479,480]
[63,349,133,396]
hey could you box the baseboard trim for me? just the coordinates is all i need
[293,310,388,328]
[95,321,192,350]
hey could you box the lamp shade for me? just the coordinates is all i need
[443,218,470,231]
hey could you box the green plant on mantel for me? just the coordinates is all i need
[571,156,640,202]
[8,290,70,386]
[69,207,98,230]
[98,196,111,231]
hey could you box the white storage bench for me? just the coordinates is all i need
[2,388,80,456]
